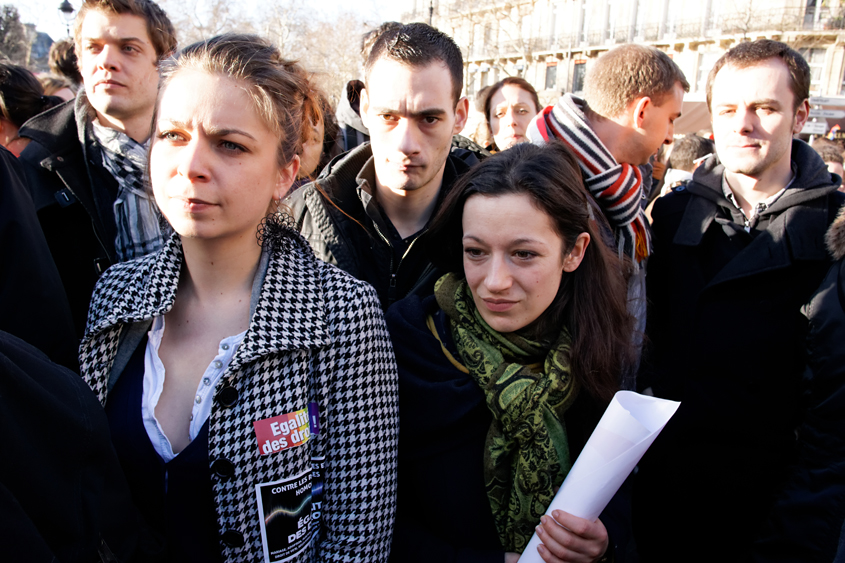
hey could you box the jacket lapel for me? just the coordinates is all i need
[229,234,333,373]
[707,198,830,288]
[85,234,182,337]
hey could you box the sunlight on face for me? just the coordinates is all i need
[150,70,296,243]
[489,84,538,150]
[462,192,567,333]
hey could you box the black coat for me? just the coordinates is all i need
[0,330,160,562]
[18,96,120,337]
[0,146,77,370]
[634,140,845,561]
[749,206,845,562]
[386,294,630,563]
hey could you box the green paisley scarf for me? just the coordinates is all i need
[435,273,579,552]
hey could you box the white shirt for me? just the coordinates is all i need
[142,316,246,462]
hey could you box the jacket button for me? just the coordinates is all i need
[216,386,239,408]
[221,529,245,547]
[211,458,235,478]
[56,156,64,162]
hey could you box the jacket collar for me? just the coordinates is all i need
[87,232,333,366]
[673,140,836,285]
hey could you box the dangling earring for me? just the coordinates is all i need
[274,199,281,215]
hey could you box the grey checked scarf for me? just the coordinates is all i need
[92,120,165,261]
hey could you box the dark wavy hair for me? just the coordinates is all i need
[0,63,64,128]
[427,142,635,402]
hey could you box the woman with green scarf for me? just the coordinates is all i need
[386,142,636,563]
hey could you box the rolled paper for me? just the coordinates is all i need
[520,391,680,562]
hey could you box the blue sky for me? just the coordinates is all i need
[11,0,402,43]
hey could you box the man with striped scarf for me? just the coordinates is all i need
[527,44,688,389]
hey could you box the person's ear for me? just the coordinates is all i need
[633,96,652,130]
[453,96,469,134]
[792,98,810,134]
[274,155,300,202]
[563,232,591,273]
[360,87,370,129]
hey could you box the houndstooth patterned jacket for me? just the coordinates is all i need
[80,231,399,562]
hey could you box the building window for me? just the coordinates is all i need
[572,60,587,93]
[696,51,721,93]
[799,47,825,95]
[545,63,558,91]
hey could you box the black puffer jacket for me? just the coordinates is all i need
[285,143,478,309]
[749,205,845,563]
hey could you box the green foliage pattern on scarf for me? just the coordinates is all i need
[435,273,579,552]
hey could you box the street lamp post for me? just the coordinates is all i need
[58,1,75,37]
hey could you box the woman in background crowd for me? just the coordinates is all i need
[80,34,398,562]
[292,88,341,193]
[388,142,635,562]
[38,74,75,101]
[484,77,540,152]
[0,63,63,156]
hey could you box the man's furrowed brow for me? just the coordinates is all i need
[414,108,448,118]
[370,106,449,118]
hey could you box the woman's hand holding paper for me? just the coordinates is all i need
[533,511,608,563]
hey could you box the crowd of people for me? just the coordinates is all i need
[3,0,845,562]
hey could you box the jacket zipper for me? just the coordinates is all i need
[370,220,426,299]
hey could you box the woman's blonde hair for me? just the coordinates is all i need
[157,33,324,169]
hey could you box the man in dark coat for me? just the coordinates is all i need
[286,23,471,309]
[18,0,176,336]
[526,44,688,389]
[0,146,77,370]
[634,39,845,562]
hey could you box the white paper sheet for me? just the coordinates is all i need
[519,391,680,562]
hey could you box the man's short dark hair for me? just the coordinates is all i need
[48,39,82,86]
[669,134,715,172]
[74,0,177,63]
[361,21,402,65]
[707,39,810,112]
[817,145,844,165]
[583,44,689,118]
[365,22,463,105]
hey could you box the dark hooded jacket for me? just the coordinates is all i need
[633,140,845,561]
[749,206,845,563]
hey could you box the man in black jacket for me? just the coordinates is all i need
[287,23,471,309]
[0,146,77,370]
[634,40,845,562]
[19,0,175,335]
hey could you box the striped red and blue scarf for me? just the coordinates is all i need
[527,94,651,264]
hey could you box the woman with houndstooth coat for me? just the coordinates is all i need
[79,34,398,563]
